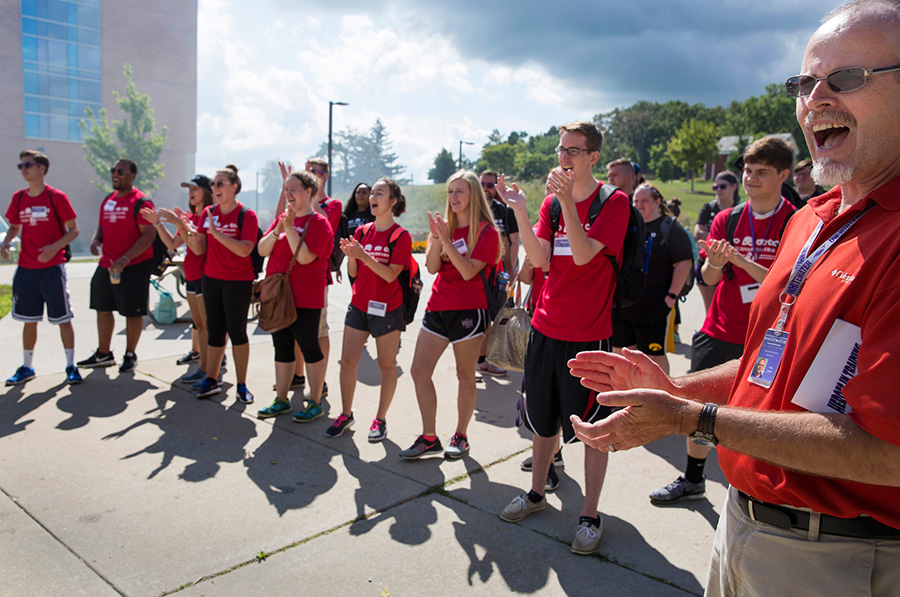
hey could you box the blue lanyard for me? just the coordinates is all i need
[745,200,780,262]
[774,203,875,331]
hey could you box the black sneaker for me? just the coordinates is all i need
[176,350,200,365]
[321,381,329,399]
[399,435,443,460]
[272,375,305,392]
[119,351,137,373]
[325,413,354,438]
[545,465,560,492]
[77,350,115,369]
[521,449,565,472]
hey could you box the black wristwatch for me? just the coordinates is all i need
[666,292,678,300]
[690,403,719,448]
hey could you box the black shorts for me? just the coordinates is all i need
[611,303,671,356]
[89,260,153,317]
[345,303,405,337]
[523,327,614,443]
[185,277,202,295]
[12,264,73,324]
[421,309,488,343]
[690,330,744,372]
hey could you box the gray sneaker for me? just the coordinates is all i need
[571,517,603,555]
[649,475,706,504]
[499,493,547,523]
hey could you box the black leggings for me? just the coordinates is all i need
[202,276,252,347]
[272,308,323,363]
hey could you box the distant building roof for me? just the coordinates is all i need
[717,133,799,156]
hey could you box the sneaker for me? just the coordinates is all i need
[545,465,560,493]
[521,450,565,472]
[218,366,226,382]
[77,350,115,369]
[474,370,484,382]
[571,517,603,555]
[499,493,547,523]
[368,418,387,443]
[236,383,254,404]
[196,378,221,399]
[477,360,507,377]
[292,400,324,423]
[65,365,83,385]
[399,435,443,460]
[273,375,305,391]
[325,413,354,438]
[649,475,706,505]
[176,350,200,365]
[119,351,137,373]
[179,369,205,384]
[257,399,291,419]
[5,366,36,386]
[444,432,469,459]
[321,382,329,399]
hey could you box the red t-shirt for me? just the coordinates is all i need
[700,200,795,345]
[719,176,900,528]
[5,185,76,269]
[351,223,412,313]
[182,212,205,282]
[98,188,153,268]
[426,222,500,311]
[199,203,258,281]
[264,212,333,309]
[319,197,342,285]
[532,184,630,342]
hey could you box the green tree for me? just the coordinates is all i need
[666,119,721,192]
[317,119,407,196]
[80,64,168,194]
[476,144,519,177]
[428,148,456,183]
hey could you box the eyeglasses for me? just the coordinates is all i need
[481,181,496,189]
[784,63,900,98]
[712,183,732,191]
[211,180,231,188]
[110,167,129,175]
[308,168,327,177]
[17,161,37,170]
[556,146,593,157]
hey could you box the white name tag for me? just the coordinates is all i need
[452,238,468,255]
[740,283,760,304]
[792,319,860,414]
[104,201,117,212]
[367,300,387,317]
[554,236,572,256]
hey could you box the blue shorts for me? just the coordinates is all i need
[12,264,73,324]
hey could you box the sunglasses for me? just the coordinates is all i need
[211,180,232,188]
[309,168,327,177]
[17,161,37,170]
[481,181,496,189]
[785,63,900,98]
[712,183,732,191]
[110,167,130,175]
[556,146,592,157]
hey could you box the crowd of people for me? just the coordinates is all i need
[4,0,900,589]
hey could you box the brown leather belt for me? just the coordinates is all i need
[738,491,900,540]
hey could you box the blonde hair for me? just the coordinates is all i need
[445,170,501,263]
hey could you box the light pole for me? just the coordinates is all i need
[458,140,474,170]
[255,171,260,214]
[328,101,349,197]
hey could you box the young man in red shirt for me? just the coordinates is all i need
[78,159,156,374]
[2,150,81,385]
[496,121,630,555]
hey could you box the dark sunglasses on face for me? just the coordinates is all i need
[309,168,326,177]
[17,161,37,170]
[482,182,496,189]
[110,167,129,175]
[784,63,900,97]
[712,183,732,191]
[211,180,231,188]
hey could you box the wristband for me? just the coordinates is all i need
[707,262,724,270]
[666,292,678,300]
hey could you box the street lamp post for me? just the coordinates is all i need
[328,101,349,197]
[458,140,474,170]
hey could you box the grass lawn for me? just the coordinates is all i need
[0,284,11,319]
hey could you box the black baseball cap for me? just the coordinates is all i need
[181,174,212,192]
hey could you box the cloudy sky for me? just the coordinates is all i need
[196,0,837,189]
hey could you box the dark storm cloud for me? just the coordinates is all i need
[294,0,838,109]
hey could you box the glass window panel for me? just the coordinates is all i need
[23,72,38,94]
[22,0,37,17]
[78,7,101,30]
[80,80,102,103]
[71,118,84,141]
[49,116,67,139]
[47,0,66,22]
[79,47,100,72]
[24,96,40,112]
[50,98,68,115]
[22,36,37,62]
[22,18,37,35]
[47,22,67,40]
[67,44,78,68]
[67,2,77,25]
[48,74,68,98]
[47,40,67,67]
[40,115,50,138]
[35,38,48,63]
[25,114,40,138]
[78,28,101,46]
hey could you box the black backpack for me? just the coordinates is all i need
[659,216,695,299]
[236,205,264,279]
[548,184,646,310]
[361,223,421,324]
[130,196,171,276]
[15,188,72,261]
[326,201,350,275]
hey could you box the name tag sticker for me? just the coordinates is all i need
[367,300,387,317]
[792,319,860,414]
[740,283,760,304]
[554,236,572,256]
[104,201,117,212]
[452,238,468,255]
[748,329,788,388]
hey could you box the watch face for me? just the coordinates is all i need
[690,433,717,448]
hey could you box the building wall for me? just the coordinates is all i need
[0,0,197,254]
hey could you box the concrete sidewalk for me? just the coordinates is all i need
[0,261,725,596]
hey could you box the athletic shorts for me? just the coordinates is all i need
[690,330,743,373]
[185,277,202,295]
[421,309,488,343]
[318,286,329,338]
[345,303,405,337]
[523,327,614,443]
[611,303,671,356]
[12,264,73,324]
[89,260,153,317]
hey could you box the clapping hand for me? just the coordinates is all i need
[496,174,528,214]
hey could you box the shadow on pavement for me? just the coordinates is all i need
[55,368,157,430]
[0,380,67,439]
